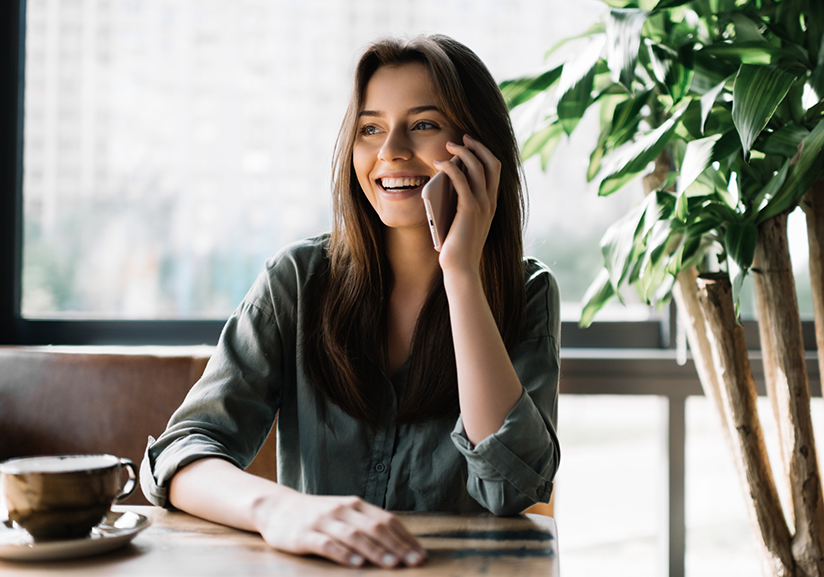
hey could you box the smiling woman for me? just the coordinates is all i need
[140,34,560,570]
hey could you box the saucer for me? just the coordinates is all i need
[0,510,151,562]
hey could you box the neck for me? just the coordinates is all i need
[384,226,441,292]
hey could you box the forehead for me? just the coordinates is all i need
[361,63,439,111]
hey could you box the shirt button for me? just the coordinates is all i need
[536,483,547,498]
[375,463,386,473]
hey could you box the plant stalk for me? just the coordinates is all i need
[753,212,824,576]
[697,273,794,576]
[804,181,824,419]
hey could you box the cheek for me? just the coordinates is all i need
[352,146,374,191]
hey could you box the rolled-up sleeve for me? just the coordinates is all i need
[140,247,303,508]
[450,262,561,516]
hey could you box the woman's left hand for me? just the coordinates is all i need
[434,134,501,277]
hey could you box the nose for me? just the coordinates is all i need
[377,126,412,162]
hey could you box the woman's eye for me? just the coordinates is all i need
[360,125,380,136]
[412,120,437,131]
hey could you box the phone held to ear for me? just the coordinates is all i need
[422,156,462,252]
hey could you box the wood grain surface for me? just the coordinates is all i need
[0,505,559,576]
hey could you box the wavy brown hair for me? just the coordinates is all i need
[304,35,526,426]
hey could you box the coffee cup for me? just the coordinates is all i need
[0,454,138,541]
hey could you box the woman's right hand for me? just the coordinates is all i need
[251,491,427,569]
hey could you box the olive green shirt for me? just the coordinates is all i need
[140,236,560,516]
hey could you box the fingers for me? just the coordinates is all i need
[463,134,501,210]
[327,502,426,568]
[303,530,366,568]
[443,135,501,209]
[347,501,427,564]
[278,496,426,569]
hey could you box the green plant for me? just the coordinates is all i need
[502,0,824,323]
[502,1,824,574]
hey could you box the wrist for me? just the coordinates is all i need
[442,267,483,295]
[249,484,299,533]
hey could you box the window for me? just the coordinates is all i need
[14,0,660,329]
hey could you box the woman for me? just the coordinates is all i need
[140,34,560,569]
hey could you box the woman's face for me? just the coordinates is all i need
[353,63,463,231]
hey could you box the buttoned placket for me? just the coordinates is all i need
[364,375,398,506]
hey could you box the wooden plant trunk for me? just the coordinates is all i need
[754,212,824,575]
[672,269,732,446]
[804,181,824,409]
[691,274,795,576]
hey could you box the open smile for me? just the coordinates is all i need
[377,176,430,192]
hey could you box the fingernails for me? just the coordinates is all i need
[382,554,397,566]
[446,141,459,148]
[349,554,364,566]
[405,551,422,565]
[433,159,442,165]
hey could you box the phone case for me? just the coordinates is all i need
[421,157,461,251]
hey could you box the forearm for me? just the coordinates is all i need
[168,457,426,568]
[444,270,523,445]
[169,457,295,533]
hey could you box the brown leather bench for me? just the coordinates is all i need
[0,346,278,505]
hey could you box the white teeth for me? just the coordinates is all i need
[380,176,427,189]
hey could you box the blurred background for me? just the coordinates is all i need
[18,0,820,575]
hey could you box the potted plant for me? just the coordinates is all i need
[502,0,824,574]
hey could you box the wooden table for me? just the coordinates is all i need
[0,505,559,576]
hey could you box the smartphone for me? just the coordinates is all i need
[422,157,462,251]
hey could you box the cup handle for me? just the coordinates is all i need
[115,458,139,503]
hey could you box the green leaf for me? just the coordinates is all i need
[758,123,810,157]
[588,124,612,181]
[803,0,824,73]
[732,64,798,161]
[522,123,564,166]
[540,127,565,170]
[640,189,677,238]
[678,134,724,195]
[751,158,790,213]
[692,52,740,94]
[667,218,721,277]
[700,42,803,66]
[638,244,673,303]
[808,37,824,101]
[680,102,734,140]
[601,202,647,288]
[759,120,824,222]
[499,65,563,110]
[725,221,757,270]
[651,0,692,8]
[710,130,742,169]
[725,221,757,306]
[580,268,617,328]
[699,77,731,135]
[598,105,688,196]
[729,12,767,44]
[602,0,640,9]
[605,9,650,90]
[557,36,606,135]
[606,90,652,148]
[647,41,693,103]
[646,219,677,266]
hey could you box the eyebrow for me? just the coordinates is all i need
[358,105,443,118]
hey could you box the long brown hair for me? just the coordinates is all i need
[304,35,526,426]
